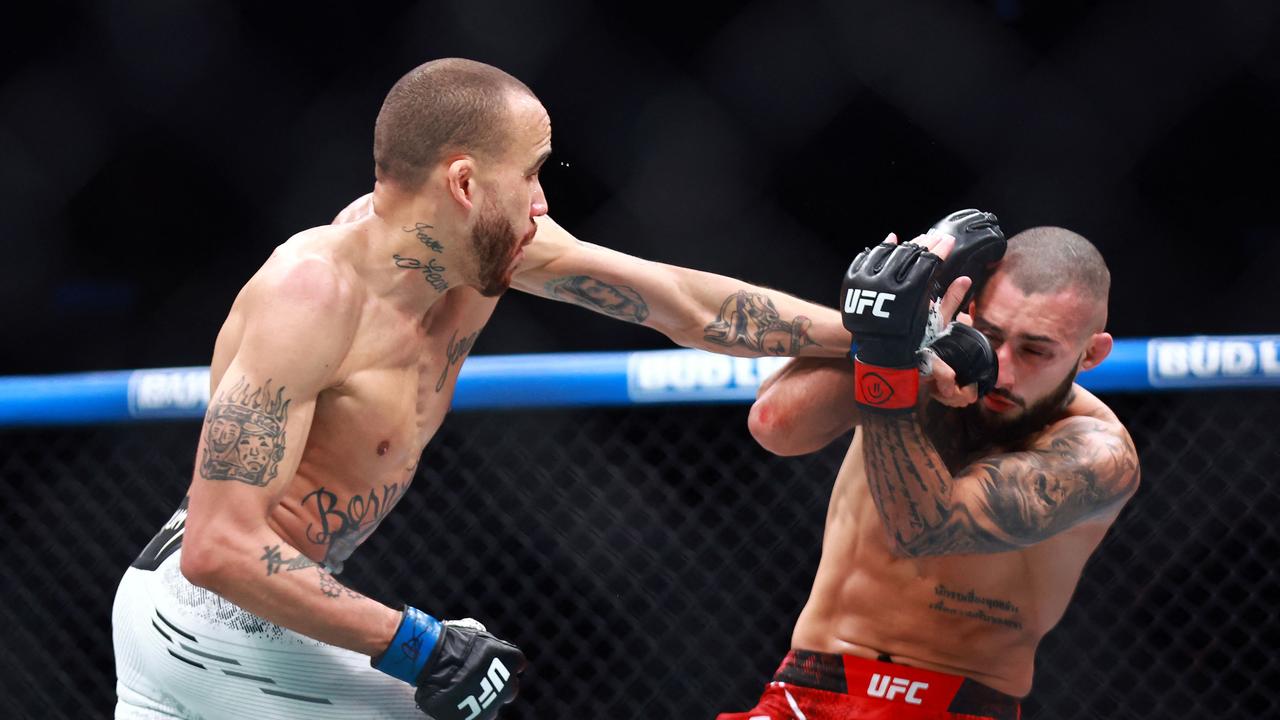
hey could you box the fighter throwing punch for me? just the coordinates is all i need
[111,58,853,720]
[720,211,1140,719]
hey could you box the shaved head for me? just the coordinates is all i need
[997,226,1110,333]
[373,58,537,188]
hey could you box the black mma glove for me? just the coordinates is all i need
[922,208,1005,396]
[841,241,942,411]
[373,607,526,720]
[928,208,1006,320]
[925,323,999,397]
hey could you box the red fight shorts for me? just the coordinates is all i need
[717,650,1021,720]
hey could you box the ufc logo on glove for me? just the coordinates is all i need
[457,658,513,720]
[844,289,896,318]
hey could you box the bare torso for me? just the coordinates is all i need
[791,391,1123,697]
[208,221,499,571]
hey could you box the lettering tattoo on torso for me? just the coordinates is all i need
[927,584,1023,630]
[200,377,290,487]
[704,291,819,355]
[301,480,411,565]
[436,328,479,392]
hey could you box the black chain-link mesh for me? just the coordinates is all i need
[1,391,1277,719]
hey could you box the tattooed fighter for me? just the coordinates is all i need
[720,216,1139,719]
[111,58,849,720]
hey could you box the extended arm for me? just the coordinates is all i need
[860,413,1140,556]
[179,258,399,655]
[513,216,849,357]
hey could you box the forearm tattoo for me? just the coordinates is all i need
[861,413,1138,556]
[703,291,818,355]
[545,275,650,323]
[200,377,290,486]
[261,544,318,575]
[261,545,364,599]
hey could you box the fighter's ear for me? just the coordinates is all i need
[446,156,477,211]
[1080,332,1113,371]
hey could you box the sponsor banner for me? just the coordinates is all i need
[1146,336,1280,389]
[626,350,792,403]
[127,367,210,419]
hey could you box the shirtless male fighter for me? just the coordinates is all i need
[720,215,1140,719]
[111,58,852,720]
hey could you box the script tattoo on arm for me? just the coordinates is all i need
[260,545,364,598]
[703,291,819,355]
[860,414,1139,556]
[261,544,318,575]
[544,275,650,323]
[199,377,290,487]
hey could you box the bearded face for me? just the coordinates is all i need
[471,198,524,297]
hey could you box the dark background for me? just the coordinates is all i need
[2,3,1280,720]
[2,0,1278,376]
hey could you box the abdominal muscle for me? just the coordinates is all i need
[790,434,1048,697]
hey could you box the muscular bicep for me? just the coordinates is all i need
[950,416,1140,550]
[188,258,357,530]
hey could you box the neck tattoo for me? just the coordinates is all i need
[403,222,444,253]
[393,255,448,292]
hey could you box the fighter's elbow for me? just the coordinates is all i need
[748,399,808,456]
[179,531,239,593]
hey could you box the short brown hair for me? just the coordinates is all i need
[1001,226,1110,298]
[997,226,1111,330]
[373,58,535,188]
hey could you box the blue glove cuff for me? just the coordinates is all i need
[372,606,442,684]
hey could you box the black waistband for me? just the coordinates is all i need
[131,497,188,571]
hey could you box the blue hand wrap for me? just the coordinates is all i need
[372,606,442,684]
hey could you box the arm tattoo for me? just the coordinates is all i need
[200,377,290,487]
[261,544,363,598]
[261,544,318,575]
[861,413,1139,556]
[544,275,649,323]
[436,329,479,392]
[703,291,818,355]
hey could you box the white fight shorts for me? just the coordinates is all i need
[112,501,419,719]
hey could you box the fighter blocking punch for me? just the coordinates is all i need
[723,206,1137,718]
[841,209,1005,412]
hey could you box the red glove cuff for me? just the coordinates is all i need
[854,361,919,411]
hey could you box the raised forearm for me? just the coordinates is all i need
[181,524,400,656]
[859,412,965,556]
